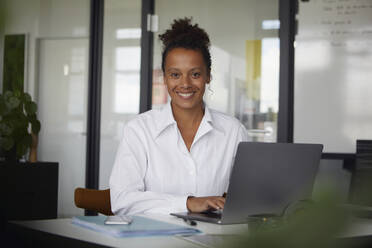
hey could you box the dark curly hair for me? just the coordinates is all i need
[159,17,211,75]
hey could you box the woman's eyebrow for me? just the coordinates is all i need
[166,68,180,72]
[166,67,203,72]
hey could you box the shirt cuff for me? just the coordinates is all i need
[171,195,188,213]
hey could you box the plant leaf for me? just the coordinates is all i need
[16,142,27,158]
[0,101,6,115]
[6,96,20,110]
[23,133,32,147]
[31,119,41,134]
[0,90,40,157]
[27,113,36,121]
[0,123,13,136]
[4,91,13,100]
[12,112,28,130]
[0,136,14,150]
[23,92,32,103]
[25,102,37,115]
[16,134,32,158]
[13,90,21,98]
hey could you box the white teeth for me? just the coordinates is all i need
[178,92,193,97]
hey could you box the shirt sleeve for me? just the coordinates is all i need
[109,125,188,216]
[234,123,248,154]
[225,123,248,192]
[239,123,248,142]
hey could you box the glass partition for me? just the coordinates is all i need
[152,0,280,142]
[99,0,142,189]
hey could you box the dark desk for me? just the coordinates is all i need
[0,162,58,222]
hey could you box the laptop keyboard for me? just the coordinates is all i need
[199,209,223,218]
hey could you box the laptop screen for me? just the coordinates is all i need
[222,142,323,224]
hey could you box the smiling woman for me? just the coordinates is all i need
[163,48,208,113]
[163,48,208,151]
[158,18,212,153]
[109,18,247,216]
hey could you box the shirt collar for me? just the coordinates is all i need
[154,101,176,138]
[154,101,216,139]
[203,102,213,124]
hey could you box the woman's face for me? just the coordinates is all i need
[163,47,210,112]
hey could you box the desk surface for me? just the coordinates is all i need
[10,214,246,248]
[9,214,372,248]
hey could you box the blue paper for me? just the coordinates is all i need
[72,215,201,238]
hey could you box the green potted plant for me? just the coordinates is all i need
[0,90,59,220]
[0,90,41,162]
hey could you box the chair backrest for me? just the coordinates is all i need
[74,188,114,216]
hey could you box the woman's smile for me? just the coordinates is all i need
[176,91,195,99]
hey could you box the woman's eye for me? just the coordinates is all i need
[192,72,201,78]
[170,73,180,78]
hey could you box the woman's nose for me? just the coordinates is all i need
[180,75,192,88]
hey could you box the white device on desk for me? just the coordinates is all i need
[104,215,133,225]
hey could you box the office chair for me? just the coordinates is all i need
[74,188,114,216]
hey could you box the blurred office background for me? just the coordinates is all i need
[1,0,370,217]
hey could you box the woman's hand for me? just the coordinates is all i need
[186,196,225,213]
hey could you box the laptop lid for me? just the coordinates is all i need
[221,142,323,224]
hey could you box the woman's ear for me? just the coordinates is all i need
[207,73,212,84]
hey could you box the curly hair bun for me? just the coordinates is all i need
[159,17,210,49]
[159,17,212,73]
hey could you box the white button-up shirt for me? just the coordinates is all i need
[109,102,247,215]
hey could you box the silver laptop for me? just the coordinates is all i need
[171,142,323,225]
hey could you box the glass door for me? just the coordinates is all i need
[152,0,280,142]
[38,38,89,217]
[36,0,90,217]
[99,0,143,189]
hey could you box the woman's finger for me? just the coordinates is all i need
[206,199,221,210]
[216,199,225,209]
